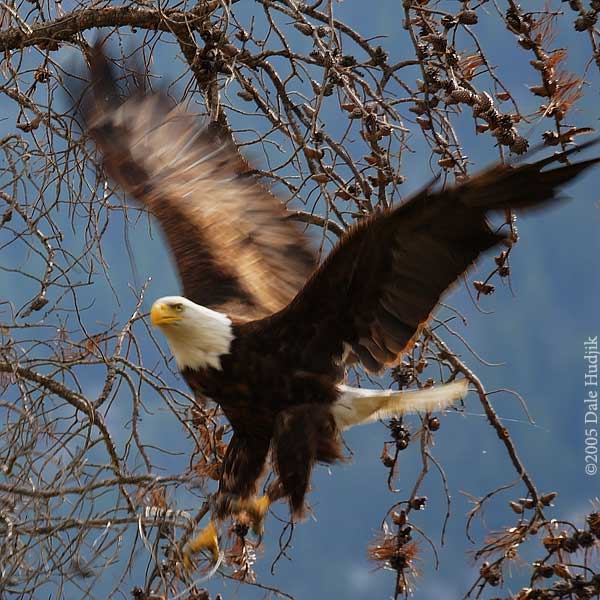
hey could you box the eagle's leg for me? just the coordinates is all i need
[182,432,270,569]
[272,405,344,517]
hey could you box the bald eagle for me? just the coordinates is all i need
[81,46,598,565]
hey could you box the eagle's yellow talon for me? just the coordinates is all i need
[233,494,271,536]
[182,521,219,569]
[249,494,270,535]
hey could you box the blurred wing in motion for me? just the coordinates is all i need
[261,141,600,374]
[82,45,315,321]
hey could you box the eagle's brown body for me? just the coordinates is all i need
[78,44,599,528]
[184,319,343,514]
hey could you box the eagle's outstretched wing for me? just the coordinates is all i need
[83,46,315,321]
[256,143,599,374]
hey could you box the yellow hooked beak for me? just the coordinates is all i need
[150,302,183,326]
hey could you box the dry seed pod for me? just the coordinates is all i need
[575,12,598,32]
[438,156,456,169]
[533,562,555,579]
[427,417,440,431]
[441,14,457,28]
[474,281,495,295]
[553,563,572,579]
[221,44,240,57]
[509,501,524,514]
[543,532,567,552]
[304,147,324,160]
[476,91,493,110]
[410,104,427,115]
[416,116,432,130]
[510,136,529,155]
[16,115,42,132]
[495,251,508,267]
[235,29,251,42]
[540,491,557,506]
[237,90,254,102]
[518,36,535,50]
[573,529,595,548]
[392,510,407,526]
[409,496,427,510]
[34,66,51,83]
[311,173,329,184]
[458,10,478,25]
[362,129,381,143]
[529,84,550,97]
[450,88,475,104]
[294,22,314,35]
[496,129,517,146]
[530,59,547,72]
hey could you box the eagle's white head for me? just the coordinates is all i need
[150,296,234,371]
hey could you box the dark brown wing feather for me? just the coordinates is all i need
[83,46,315,320]
[254,143,599,374]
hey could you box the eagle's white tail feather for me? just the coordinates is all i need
[332,380,468,431]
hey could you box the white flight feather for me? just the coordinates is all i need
[153,296,234,371]
[332,380,468,431]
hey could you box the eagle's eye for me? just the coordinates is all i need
[173,303,184,312]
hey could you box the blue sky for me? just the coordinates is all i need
[1,1,599,599]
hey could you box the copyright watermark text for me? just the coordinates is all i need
[584,336,598,476]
